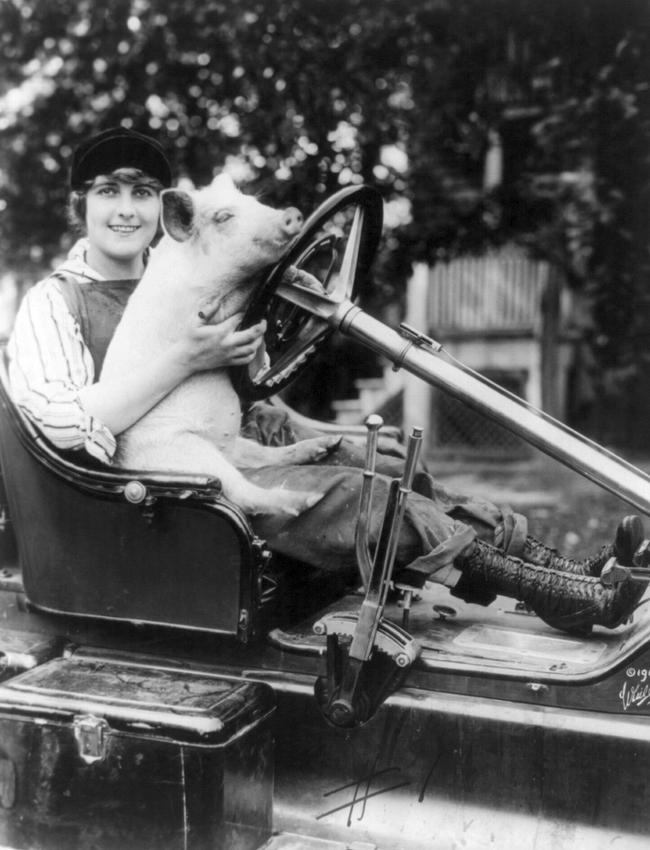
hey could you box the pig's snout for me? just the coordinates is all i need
[282,207,303,237]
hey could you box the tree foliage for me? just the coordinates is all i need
[0,0,648,389]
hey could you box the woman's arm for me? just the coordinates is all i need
[8,280,268,461]
[78,312,268,436]
[8,278,117,462]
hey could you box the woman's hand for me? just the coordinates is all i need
[79,312,268,437]
[176,312,268,374]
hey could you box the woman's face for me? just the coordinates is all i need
[84,172,161,269]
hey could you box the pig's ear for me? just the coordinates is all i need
[210,172,236,192]
[160,189,195,242]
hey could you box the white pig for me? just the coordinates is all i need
[101,174,338,516]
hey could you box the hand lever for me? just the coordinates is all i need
[349,426,423,663]
[313,426,423,727]
[355,414,383,588]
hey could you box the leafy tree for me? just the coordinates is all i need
[0,0,647,429]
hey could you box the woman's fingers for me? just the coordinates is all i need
[230,343,265,364]
[230,319,267,344]
[183,310,269,370]
[200,311,266,338]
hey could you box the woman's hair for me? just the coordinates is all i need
[67,167,165,235]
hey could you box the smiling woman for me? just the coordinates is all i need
[6,126,270,460]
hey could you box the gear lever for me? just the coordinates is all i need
[313,418,423,727]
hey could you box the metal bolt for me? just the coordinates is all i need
[124,480,147,504]
[432,604,457,621]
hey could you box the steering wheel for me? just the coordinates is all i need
[232,184,384,400]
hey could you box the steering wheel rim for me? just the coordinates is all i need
[232,184,384,401]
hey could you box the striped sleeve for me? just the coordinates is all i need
[7,277,117,464]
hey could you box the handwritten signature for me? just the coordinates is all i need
[619,678,650,711]
[317,736,444,823]
[317,765,410,826]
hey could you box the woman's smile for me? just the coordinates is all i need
[108,223,141,234]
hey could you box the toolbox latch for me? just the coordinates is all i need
[73,714,110,764]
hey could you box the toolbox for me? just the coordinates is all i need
[0,653,276,850]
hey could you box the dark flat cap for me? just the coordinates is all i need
[70,126,172,189]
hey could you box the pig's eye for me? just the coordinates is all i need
[213,210,234,224]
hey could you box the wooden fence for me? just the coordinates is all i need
[426,249,550,336]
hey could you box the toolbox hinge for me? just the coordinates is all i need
[73,714,110,764]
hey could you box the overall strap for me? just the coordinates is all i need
[52,273,139,375]
[52,271,91,344]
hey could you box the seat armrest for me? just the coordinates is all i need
[0,360,226,506]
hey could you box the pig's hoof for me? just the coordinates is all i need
[291,435,343,464]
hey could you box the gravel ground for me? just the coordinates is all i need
[431,448,650,559]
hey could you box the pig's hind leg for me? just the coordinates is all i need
[215,459,323,517]
[194,442,323,517]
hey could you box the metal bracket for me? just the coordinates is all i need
[73,714,110,764]
[392,323,442,372]
[314,612,420,669]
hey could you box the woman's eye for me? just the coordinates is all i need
[135,187,155,198]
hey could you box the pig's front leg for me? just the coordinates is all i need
[232,434,342,468]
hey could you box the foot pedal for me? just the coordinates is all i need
[601,539,650,586]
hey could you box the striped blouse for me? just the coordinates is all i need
[7,248,117,464]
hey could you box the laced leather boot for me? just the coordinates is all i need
[522,516,644,577]
[455,538,648,635]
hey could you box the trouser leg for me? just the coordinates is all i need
[313,438,531,556]
[242,464,477,586]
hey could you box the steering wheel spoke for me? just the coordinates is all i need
[232,185,383,400]
[332,202,366,300]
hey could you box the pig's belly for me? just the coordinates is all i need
[116,373,241,470]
